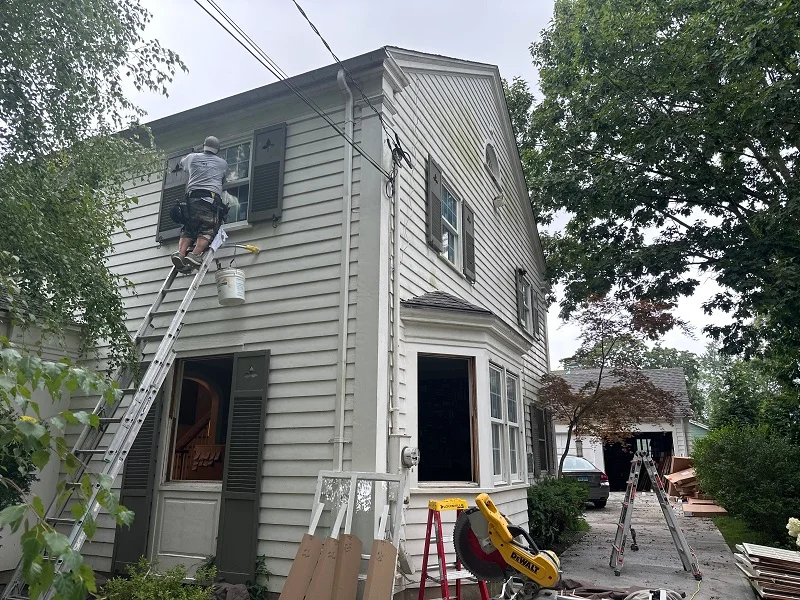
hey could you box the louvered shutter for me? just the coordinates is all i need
[215,351,270,583]
[515,269,525,327]
[111,394,163,575]
[532,288,540,336]
[248,123,286,224]
[426,156,444,252]
[156,148,193,243]
[462,201,476,282]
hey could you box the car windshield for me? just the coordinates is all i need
[563,456,597,471]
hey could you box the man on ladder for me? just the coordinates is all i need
[171,135,229,272]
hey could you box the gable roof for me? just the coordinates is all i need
[386,46,547,274]
[400,291,492,315]
[552,367,693,417]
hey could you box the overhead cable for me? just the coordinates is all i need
[288,0,395,140]
[192,0,392,180]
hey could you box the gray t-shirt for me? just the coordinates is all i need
[180,151,228,201]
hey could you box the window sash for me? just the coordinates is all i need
[509,425,520,477]
[440,183,460,265]
[492,423,504,479]
[506,374,519,424]
[489,366,503,420]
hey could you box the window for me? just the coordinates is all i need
[221,141,252,224]
[485,142,500,186]
[516,269,536,333]
[489,364,525,483]
[441,183,460,266]
[417,355,476,483]
[534,407,552,476]
[167,357,233,481]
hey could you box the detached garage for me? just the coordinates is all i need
[553,368,693,491]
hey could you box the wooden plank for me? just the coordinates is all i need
[683,503,728,516]
[669,456,693,473]
[686,498,716,504]
[744,544,800,565]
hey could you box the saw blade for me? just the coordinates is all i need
[453,507,508,582]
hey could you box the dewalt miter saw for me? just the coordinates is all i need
[454,493,562,600]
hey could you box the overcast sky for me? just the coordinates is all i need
[135,0,726,366]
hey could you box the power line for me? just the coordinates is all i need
[192,0,392,180]
[289,0,395,141]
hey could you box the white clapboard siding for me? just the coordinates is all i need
[77,102,363,577]
[385,53,549,578]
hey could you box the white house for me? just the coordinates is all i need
[554,367,693,491]
[1,47,555,596]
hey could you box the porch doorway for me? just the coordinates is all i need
[153,356,233,573]
[603,432,674,491]
[417,355,476,483]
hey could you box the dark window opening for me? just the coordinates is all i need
[168,356,234,481]
[417,355,475,482]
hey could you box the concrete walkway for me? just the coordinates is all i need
[558,492,754,599]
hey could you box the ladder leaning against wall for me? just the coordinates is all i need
[3,243,256,600]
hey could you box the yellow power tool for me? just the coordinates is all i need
[453,493,561,599]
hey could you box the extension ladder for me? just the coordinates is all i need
[609,451,702,580]
[418,499,490,600]
[3,250,219,600]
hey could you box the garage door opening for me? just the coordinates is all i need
[603,432,674,491]
[417,355,475,483]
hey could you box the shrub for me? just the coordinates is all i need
[103,558,215,600]
[693,426,800,542]
[0,407,38,511]
[527,477,588,548]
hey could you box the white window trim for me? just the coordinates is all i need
[440,180,463,271]
[489,363,526,485]
[220,139,253,225]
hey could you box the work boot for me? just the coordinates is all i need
[184,252,204,269]
[171,252,187,270]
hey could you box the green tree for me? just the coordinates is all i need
[1,0,185,372]
[517,0,800,380]
[0,1,185,597]
[541,296,682,475]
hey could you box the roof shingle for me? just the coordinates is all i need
[400,291,492,315]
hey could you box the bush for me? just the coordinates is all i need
[694,426,800,542]
[103,558,215,600]
[0,407,38,511]
[527,477,588,548]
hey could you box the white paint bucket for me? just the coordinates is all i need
[215,268,246,306]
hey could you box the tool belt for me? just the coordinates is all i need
[187,189,222,202]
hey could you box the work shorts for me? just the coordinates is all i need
[180,198,219,242]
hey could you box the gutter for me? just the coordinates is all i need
[334,69,354,471]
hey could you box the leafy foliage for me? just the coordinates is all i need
[541,297,681,474]
[0,405,39,510]
[102,558,216,600]
[516,0,800,379]
[694,426,800,543]
[248,555,273,600]
[527,477,588,549]
[0,0,186,372]
[0,343,137,600]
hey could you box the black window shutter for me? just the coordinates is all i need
[157,148,193,243]
[532,288,540,336]
[426,156,444,252]
[530,406,542,478]
[515,269,525,327]
[462,201,476,282]
[249,123,287,224]
[111,394,163,575]
[215,351,270,584]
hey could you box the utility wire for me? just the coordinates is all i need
[192,0,392,180]
[289,0,395,141]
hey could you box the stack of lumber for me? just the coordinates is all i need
[735,543,800,598]
[663,456,728,516]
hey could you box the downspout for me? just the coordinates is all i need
[334,69,354,471]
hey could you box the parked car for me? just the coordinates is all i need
[562,456,611,508]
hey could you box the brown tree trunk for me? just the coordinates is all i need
[558,423,574,477]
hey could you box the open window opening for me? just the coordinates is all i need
[168,356,234,481]
[417,355,476,483]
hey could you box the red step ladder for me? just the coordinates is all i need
[418,498,490,600]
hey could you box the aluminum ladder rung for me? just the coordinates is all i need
[2,251,218,600]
